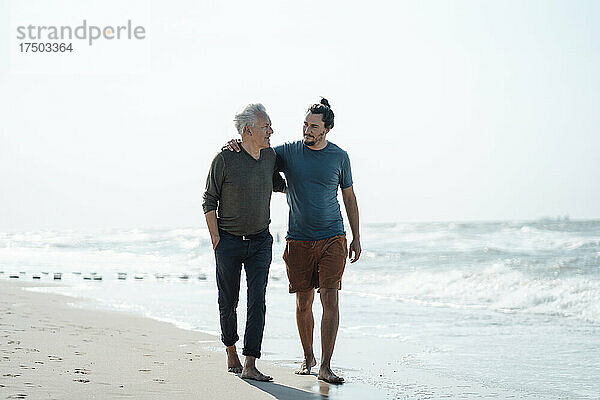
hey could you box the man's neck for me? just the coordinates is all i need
[241,138,262,160]
[306,140,328,151]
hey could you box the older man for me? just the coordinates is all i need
[202,103,285,381]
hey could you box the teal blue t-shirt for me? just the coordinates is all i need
[274,140,353,241]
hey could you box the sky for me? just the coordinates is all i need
[1,0,599,231]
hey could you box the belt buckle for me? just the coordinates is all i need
[242,235,250,241]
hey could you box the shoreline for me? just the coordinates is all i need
[2,220,598,399]
[0,280,383,399]
[1,276,581,399]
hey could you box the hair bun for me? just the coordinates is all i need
[320,98,331,108]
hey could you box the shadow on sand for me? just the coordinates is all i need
[240,372,387,399]
[244,380,328,400]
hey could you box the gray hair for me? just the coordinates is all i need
[234,103,267,136]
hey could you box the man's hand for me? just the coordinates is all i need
[222,139,242,152]
[348,238,361,263]
[211,235,220,250]
[205,210,221,251]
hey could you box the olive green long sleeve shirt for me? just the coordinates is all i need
[202,146,285,236]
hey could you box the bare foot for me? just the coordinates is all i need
[241,365,273,381]
[295,356,317,375]
[318,366,344,384]
[226,346,242,373]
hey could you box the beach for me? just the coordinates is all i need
[0,280,545,400]
[1,220,599,399]
[0,280,351,400]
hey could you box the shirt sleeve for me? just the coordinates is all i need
[339,151,353,189]
[274,144,286,172]
[202,153,225,214]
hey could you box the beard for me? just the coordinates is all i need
[303,133,318,146]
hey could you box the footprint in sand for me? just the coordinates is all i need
[25,348,40,353]
[74,368,90,375]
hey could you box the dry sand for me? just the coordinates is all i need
[0,280,359,400]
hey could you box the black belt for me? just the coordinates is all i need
[220,228,268,241]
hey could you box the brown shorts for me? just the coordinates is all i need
[283,235,347,293]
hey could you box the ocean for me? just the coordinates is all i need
[1,219,599,399]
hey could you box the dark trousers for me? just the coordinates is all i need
[215,228,272,358]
